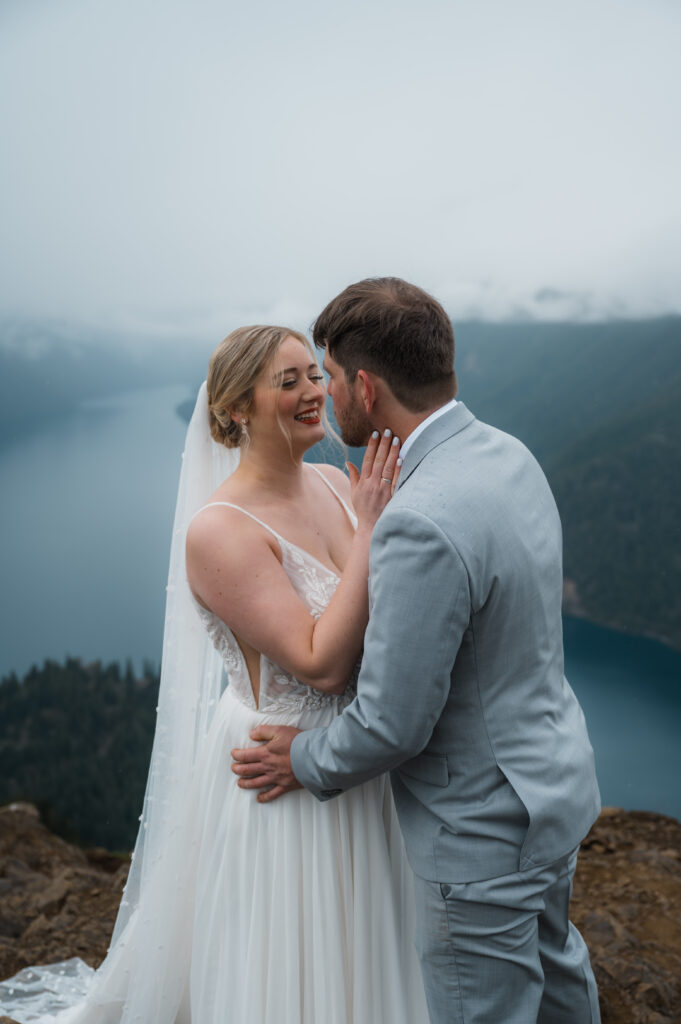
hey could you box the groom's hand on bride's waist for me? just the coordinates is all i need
[231,725,303,803]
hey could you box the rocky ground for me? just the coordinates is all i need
[570,808,681,1023]
[1,802,680,1022]
[0,802,128,1023]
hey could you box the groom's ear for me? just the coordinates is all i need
[356,369,377,413]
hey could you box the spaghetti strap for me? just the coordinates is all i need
[192,502,284,543]
[191,494,349,578]
[308,465,358,528]
[191,467,357,565]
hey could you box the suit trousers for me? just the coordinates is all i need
[412,848,600,1024]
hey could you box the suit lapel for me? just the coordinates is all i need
[395,402,475,491]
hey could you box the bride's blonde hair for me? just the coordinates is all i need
[207,325,312,448]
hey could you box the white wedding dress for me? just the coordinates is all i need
[0,470,428,1023]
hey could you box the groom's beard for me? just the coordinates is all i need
[334,395,374,448]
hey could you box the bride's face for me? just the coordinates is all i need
[248,336,326,451]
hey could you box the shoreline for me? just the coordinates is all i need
[562,608,681,657]
[3,611,680,687]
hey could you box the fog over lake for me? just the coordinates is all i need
[1,385,680,819]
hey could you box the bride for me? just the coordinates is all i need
[1,325,427,1023]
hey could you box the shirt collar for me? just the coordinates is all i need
[398,397,459,461]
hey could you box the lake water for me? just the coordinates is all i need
[1,386,680,819]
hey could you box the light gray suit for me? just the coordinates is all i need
[291,403,601,1022]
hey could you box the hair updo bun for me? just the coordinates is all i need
[206,325,312,449]
[208,405,243,448]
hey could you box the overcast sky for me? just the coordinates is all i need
[1,0,680,335]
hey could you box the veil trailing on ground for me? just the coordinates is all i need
[0,383,240,1023]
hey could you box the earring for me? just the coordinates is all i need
[240,418,249,442]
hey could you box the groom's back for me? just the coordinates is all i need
[389,411,600,883]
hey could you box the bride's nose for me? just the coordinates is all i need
[303,377,325,401]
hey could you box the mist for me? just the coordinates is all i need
[1,0,680,336]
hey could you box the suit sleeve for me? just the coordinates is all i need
[290,505,471,799]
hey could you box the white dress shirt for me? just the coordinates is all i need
[398,397,459,462]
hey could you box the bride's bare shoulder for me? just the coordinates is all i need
[185,494,263,555]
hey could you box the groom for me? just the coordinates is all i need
[232,277,601,1023]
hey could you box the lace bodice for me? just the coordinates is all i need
[191,468,360,715]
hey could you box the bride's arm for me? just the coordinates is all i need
[185,432,400,694]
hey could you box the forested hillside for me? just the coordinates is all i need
[0,659,159,849]
[455,317,681,646]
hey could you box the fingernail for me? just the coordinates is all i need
[392,436,399,446]
[396,457,403,467]
[384,428,391,438]
[371,430,379,439]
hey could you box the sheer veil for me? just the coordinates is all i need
[89,381,241,1020]
[112,380,239,947]
[0,382,239,1023]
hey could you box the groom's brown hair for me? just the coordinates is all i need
[312,277,457,412]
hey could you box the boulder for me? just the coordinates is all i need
[0,804,128,982]
[572,808,681,1023]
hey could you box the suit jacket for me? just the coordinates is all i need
[291,404,600,883]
